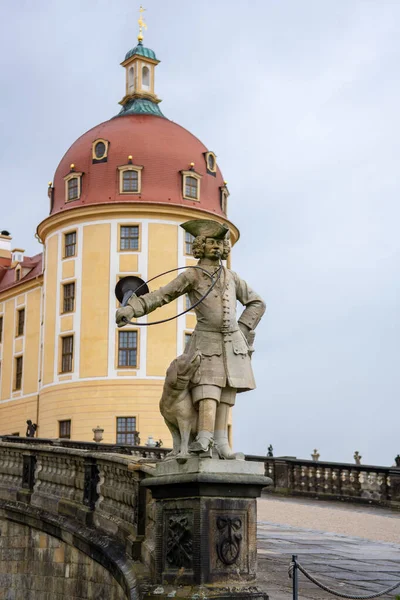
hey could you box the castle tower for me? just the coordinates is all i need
[0,25,237,445]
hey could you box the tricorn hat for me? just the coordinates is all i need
[180,219,229,240]
[115,276,150,304]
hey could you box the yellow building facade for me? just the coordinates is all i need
[0,38,238,446]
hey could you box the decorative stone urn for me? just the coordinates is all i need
[92,426,104,443]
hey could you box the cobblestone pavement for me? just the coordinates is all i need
[256,496,400,600]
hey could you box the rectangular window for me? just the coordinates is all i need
[68,177,79,201]
[185,175,199,199]
[16,269,21,281]
[15,356,23,390]
[59,420,71,439]
[116,417,137,445]
[118,331,137,367]
[61,336,73,373]
[185,231,194,255]
[63,282,75,313]
[0,316,3,343]
[64,231,76,258]
[122,170,139,192]
[120,225,139,250]
[17,308,25,336]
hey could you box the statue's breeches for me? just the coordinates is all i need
[191,385,236,406]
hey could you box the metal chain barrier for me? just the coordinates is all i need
[289,555,400,600]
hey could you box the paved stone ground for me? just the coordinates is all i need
[256,496,400,600]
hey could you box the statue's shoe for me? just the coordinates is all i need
[188,434,213,455]
[215,442,236,460]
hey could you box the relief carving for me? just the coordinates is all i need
[216,516,242,566]
[166,514,193,569]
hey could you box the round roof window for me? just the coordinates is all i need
[207,153,216,171]
[95,141,106,159]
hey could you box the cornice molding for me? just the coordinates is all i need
[37,203,240,245]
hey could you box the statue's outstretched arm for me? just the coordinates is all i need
[126,270,193,318]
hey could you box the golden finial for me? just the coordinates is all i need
[138,5,147,43]
[48,181,52,187]
[128,155,133,162]
[70,163,75,171]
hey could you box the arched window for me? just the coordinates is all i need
[142,66,150,90]
[185,176,198,200]
[122,170,138,192]
[128,66,135,92]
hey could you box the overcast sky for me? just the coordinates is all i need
[1,1,399,465]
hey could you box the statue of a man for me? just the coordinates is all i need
[116,219,266,458]
[26,420,37,438]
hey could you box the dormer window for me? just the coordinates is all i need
[204,151,217,176]
[123,170,138,192]
[220,184,229,215]
[64,171,82,203]
[68,178,78,200]
[181,170,201,202]
[186,177,198,199]
[118,164,143,194]
[92,139,109,163]
[15,267,21,282]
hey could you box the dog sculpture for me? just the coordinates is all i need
[159,351,201,459]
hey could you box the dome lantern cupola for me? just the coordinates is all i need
[118,6,164,118]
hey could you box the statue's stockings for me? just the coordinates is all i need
[196,400,234,458]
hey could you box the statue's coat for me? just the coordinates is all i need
[128,265,266,396]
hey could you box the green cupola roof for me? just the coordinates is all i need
[124,41,157,62]
[117,10,163,119]
[117,97,164,118]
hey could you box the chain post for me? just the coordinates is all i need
[292,554,298,600]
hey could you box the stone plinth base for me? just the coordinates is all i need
[141,458,271,598]
[141,584,268,600]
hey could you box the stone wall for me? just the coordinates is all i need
[0,519,128,600]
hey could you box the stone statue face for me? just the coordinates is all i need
[204,237,224,261]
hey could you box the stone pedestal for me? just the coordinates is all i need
[141,458,271,599]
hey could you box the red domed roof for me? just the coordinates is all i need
[52,115,226,217]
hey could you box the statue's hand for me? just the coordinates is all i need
[116,306,134,328]
[238,322,251,341]
[239,322,256,356]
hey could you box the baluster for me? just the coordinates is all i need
[349,469,361,497]
[308,466,316,493]
[299,465,307,492]
[315,466,324,494]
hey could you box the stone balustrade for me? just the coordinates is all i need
[0,440,151,559]
[246,455,400,509]
[2,437,399,511]
[0,434,170,459]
